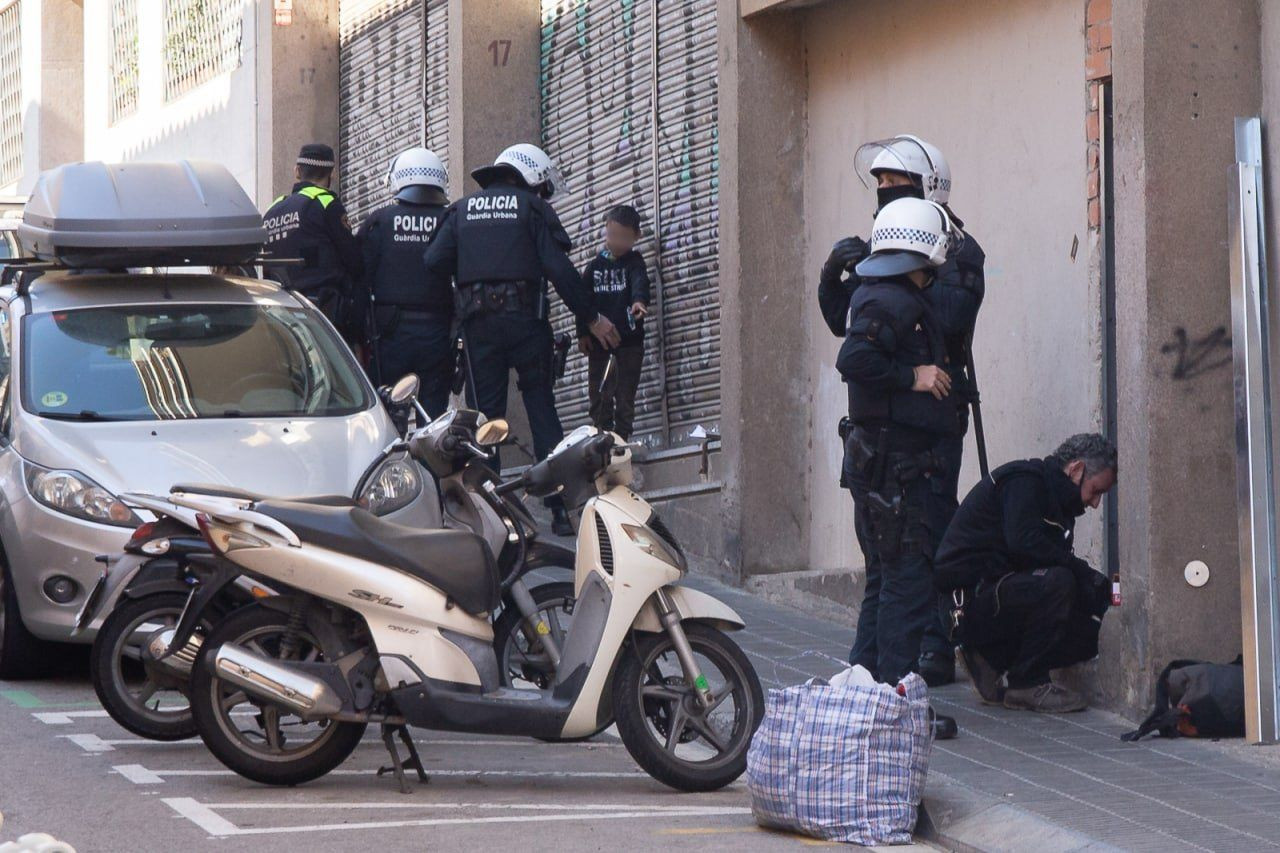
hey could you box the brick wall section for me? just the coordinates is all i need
[1085,0,1111,229]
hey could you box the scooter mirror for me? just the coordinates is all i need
[476,419,509,446]
[389,374,420,405]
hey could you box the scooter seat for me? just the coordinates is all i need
[253,500,500,615]
[171,483,356,507]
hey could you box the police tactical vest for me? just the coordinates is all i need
[366,201,449,312]
[453,186,543,287]
[263,185,343,292]
[846,279,958,436]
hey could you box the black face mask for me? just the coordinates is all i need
[1063,481,1086,518]
[876,183,924,211]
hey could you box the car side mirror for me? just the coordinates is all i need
[389,374,419,405]
[476,419,509,446]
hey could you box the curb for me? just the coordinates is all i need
[916,774,1124,852]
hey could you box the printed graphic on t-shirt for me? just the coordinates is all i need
[593,267,629,294]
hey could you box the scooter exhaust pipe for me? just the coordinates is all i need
[143,628,203,681]
[211,643,343,718]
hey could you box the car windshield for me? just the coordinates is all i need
[21,303,371,421]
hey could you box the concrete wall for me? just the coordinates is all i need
[1104,0,1260,714]
[11,0,83,195]
[83,1,339,208]
[716,1,810,583]
[801,0,1097,577]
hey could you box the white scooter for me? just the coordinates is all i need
[151,421,763,792]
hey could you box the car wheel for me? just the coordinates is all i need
[0,560,50,680]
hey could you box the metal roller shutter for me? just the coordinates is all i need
[338,0,449,224]
[540,0,718,448]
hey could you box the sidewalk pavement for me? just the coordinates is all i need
[682,573,1280,853]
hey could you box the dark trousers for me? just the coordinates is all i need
[372,313,453,419]
[920,432,965,658]
[464,312,564,508]
[586,340,644,439]
[959,566,1100,689]
[846,454,952,685]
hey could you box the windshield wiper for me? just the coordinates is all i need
[36,409,117,422]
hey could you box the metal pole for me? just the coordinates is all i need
[1229,116,1280,745]
[649,1,671,444]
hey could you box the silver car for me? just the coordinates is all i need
[0,270,437,677]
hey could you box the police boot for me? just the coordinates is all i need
[917,651,956,687]
[551,506,574,538]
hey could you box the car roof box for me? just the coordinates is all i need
[18,160,266,268]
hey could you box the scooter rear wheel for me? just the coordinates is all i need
[613,623,764,792]
[91,592,199,741]
[190,604,366,787]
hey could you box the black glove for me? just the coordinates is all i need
[820,237,870,285]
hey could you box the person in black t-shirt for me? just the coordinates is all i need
[576,205,651,440]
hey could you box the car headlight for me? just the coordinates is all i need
[357,453,423,516]
[621,523,687,573]
[23,462,140,528]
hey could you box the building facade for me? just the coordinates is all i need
[2,0,1278,717]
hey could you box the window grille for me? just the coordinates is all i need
[109,0,140,124]
[163,0,242,101]
[0,2,21,188]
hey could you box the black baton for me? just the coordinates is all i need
[964,336,990,479]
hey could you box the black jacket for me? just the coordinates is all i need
[837,274,959,442]
[575,250,650,344]
[934,457,1092,592]
[423,183,597,324]
[357,200,451,316]
[821,232,985,417]
[262,182,363,295]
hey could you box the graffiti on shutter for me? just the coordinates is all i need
[339,0,449,224]
[540,0,718,448]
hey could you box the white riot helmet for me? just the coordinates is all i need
[471,143,568,199]
[854,134,952,205]
[386,147,448,204]
[854,197,959,278]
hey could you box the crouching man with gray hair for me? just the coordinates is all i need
[934,433,1118,713]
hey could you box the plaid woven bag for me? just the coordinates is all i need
[746,673,932,845]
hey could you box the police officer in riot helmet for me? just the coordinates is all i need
[356,147,453,415]
[819,135,986,687]
[838,197,963,702]
[424,143,622,536]
[262,143,364,343]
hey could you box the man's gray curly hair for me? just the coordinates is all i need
[1049,433,1118,477]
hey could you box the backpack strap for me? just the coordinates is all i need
[1121,659,1204,742]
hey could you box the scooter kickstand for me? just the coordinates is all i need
[377,723,429,793]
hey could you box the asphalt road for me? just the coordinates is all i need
[0,649,832,852]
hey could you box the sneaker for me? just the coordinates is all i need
[917,651,956,687]
[928,706,958,740]
[550,506,574,537]
[958,645,1006,705]
[1003,682,1088,713]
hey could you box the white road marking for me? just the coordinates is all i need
[62,734,200,752]
[161,798,752,837]
[33,710,110,725]
[112,765,646,785]
[74,733,619,751]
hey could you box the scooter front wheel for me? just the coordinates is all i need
[613,623,764,792]
[190,603,366,787]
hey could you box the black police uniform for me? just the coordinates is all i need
[820,228,986,668]
[357,198,452,416]
[934,458,1111,689]
[263,182,363,338]
[423,181,598,481]
[837,272,961,685]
